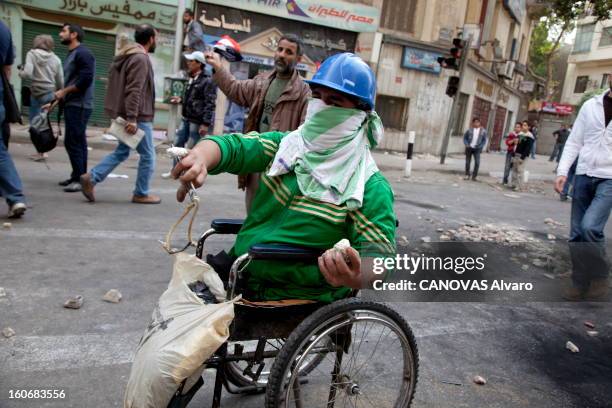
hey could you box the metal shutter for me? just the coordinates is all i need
[22,21,115,126]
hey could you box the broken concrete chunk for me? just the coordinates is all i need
[0,287,5,297]
[566,341,579,353]
[2,327,15,338]
[543,273,556,280]
[333,239,351,251]
[436,228,444,233]
[547,234,556,241]
[586,330,599,337]
[103,289,122,303]
[584,321,595,329]
[440,234,451,241]
[420,236,431,243]
[63,295,84,309]
[473,375,487,385]
[2,222,11,229]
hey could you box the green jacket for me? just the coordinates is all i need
[208,131,397,303]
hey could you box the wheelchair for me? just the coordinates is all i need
[169,218,419,408]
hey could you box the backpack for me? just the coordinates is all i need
[29,103,60,153]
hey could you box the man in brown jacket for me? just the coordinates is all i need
[80,24,161,204]
[205,34,311,210]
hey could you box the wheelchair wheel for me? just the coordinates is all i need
[265,299,419,408]
[224,337,331,390]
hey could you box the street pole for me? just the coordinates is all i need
[167,0,185,142]
[439,36,472,164]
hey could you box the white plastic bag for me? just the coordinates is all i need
[124,253,236,408]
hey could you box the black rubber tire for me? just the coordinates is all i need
[264,298,419,408]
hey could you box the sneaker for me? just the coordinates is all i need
[8,202,26,219]
[584,279,610,301]
[58,178,73,187]
[63,182,82,193]
[80,173,95,202]
[132,194,161,204]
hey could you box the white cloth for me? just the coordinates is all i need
[470,127,480,148]
[558,92,612,178]
[267,98,383,209]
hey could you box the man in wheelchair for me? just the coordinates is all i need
[172,52,396,303]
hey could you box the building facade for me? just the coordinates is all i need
[363,0,538,154]
[561,16,612,106]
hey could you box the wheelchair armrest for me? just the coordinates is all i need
[249,243,324,262]
[211,218,245,234]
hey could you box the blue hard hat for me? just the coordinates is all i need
[306,53,376,109]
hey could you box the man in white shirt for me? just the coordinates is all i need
[463,118,488,181]
[555,73,612,301]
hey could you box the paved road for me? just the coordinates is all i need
[1,143,610,408]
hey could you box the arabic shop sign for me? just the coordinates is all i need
[401,47,442,75]
[199,0,380,32]
[196,3,357,63]
[9,0,178,31]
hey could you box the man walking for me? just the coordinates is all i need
[170,51,216,148]
[81,24,160,204]
[550,123,569,163]
[0,20,27,218]
[205,34,310,210]
[555,75,612,300]
[55,23,95,193]
[463,118,487,181]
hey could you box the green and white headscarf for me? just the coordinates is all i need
[267,98,384,210]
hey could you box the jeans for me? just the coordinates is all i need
[562,159,577,197]
[530,140,537,158]
[90,122,155,197]
[503,152,514,184]
[64,106,92,182]
[29,92,54,123]
[0,104,25,206]
[549,142,559,161]
[568,175,612,288]
[465,147,481,178]
[175,119,201,148]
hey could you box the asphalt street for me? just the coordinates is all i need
[1,142,611,408]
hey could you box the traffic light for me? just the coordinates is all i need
[437,38,466,71]
[446,76,460,97]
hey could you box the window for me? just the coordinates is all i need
[600,26,612,47]
[573,24,595,53]
[602,74,610,89]
[375,95,409,131]
[574,76,589,93]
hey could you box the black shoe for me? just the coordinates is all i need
[58,179,73,187]
[63,182,82,192]
[560,194,568,202]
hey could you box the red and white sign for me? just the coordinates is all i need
[541,102,574,116]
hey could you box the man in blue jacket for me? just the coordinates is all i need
[463,118,488,181]
[54,23,95,193]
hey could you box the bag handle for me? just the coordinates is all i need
[161,191,200,254]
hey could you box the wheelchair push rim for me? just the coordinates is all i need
[265,300,419,408]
